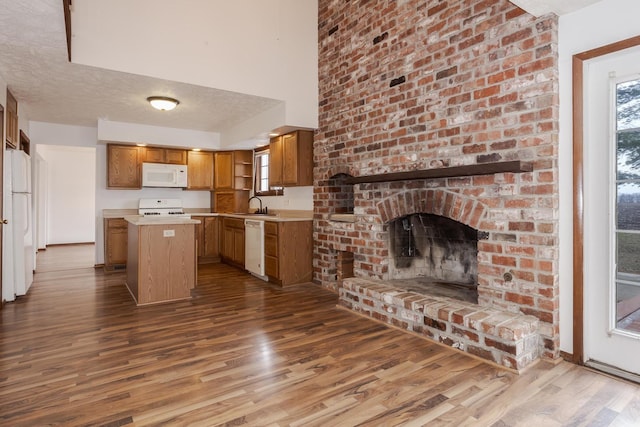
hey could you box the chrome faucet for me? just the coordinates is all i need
[248,196,267,214]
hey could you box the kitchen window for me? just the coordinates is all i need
[254,147,279,196]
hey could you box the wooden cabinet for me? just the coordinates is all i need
[126,221,196,305]
[143,147,187,164]
[264,220,313,286]
[5,89,18,149]
[19,130,30,155]
[187,151,214,190]
[192,216,220,263]
[212,150,252,213]
[214,151,234,190]
[104,218,128,271]
[221,217,245,268]
[107,144,141,189]
[106,144,203,190]
[269,130,313,187]
[214,150,253,191]
[212,191,249,214]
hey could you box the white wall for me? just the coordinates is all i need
[70,0,318,134]
[36,145,96,245]
[251,186,313,212]
[558,0,640,353]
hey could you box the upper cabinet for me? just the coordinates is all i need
[214,151,234,190]
[5,89,18,149]
[143,147,187,164]
[107,144,141,189]
[187,150,214,190]
[269,130,313,187]
[214,150,253,191]
[105,144,250,192]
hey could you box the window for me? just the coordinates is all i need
[255,149,269,192]
[254,147,280,196]
[614,77,640,333]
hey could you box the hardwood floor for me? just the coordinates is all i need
[1,246,640,426]
[35,243,96,272]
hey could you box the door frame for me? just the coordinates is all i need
[573,35,640,364]
[0,104,4,308]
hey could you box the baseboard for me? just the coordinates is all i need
[45,242,95,247]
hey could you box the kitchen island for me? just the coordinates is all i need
[124,216,200,306]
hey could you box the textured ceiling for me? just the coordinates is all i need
[0,0,281,135]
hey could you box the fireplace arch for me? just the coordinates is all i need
[376,188,489,229]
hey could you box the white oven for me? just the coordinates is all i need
[141,162,188,188]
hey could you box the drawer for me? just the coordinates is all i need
[265,234,278,257]
[107,218,128,229]
[264,221,278,235]
[223,217,245,229]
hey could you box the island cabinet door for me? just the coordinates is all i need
[136,224,195,305]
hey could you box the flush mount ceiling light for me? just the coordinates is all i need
[147,96,179,111]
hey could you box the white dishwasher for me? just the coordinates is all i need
[245,219,268,281]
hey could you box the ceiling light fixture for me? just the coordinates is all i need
[147,96,179,111]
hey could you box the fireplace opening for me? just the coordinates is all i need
[388,213,479,303]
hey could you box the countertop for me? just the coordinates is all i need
[104,209,313,223]
[123,215,201,226]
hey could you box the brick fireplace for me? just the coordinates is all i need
[314,0,559,370]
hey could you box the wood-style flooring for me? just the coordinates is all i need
[1,245,640,426]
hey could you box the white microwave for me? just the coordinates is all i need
[141,162,188,188]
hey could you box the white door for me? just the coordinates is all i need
[584,45,640,378]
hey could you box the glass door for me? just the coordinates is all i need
[614,78,640,335]
[584,46,640,380]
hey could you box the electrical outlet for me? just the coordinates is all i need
[163,229,175,237]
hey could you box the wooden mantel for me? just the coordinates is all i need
[345,160,533,184]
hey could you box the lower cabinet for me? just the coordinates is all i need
[192,216,220,264]
[104,218,128,271]
[264,221,313,286]
[221,217,245,268]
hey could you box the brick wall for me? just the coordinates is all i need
[314,0,559,359]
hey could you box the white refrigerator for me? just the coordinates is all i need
[2,149,34,301]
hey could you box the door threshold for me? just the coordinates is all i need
[585,360,640,384]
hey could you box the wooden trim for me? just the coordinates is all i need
[572,35,640,366]
[63,0,72,61]
[345,161,533,184]
[572,54,585,365]
[575,35,640,61]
